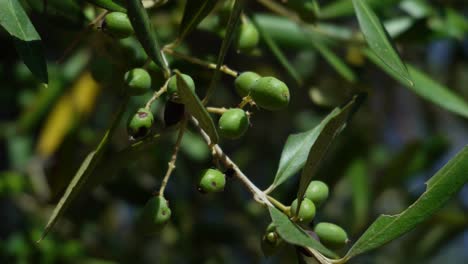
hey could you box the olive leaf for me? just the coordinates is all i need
[296,95,363,211]
[364,49,468,118]
[126,0,168,73]
[203,0,246,103]
[87,0,126,12]
[320,0,400,19]
[0,0,48,83]
[345,146,468,259]
[352,0,413,87]
[311,40,356,83]
[269,206,338,259]
[39,99,128,241]
[175,71,219,144]
[251,15,302,86]
[178,0,218,43]
[347,159,369,231]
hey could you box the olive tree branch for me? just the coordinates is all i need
[159,119,187,196]
[163,48,239,77]
[190,116,272,206]
[145,78,171,110]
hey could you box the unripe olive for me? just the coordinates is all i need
[218,108,249,139]
[198,168,226,193]
[290,198,316,224]
[138,196,172,234]
[305,181,329,206]
[314,222,348,248]
[167,74,196,100]
[164,101,185,127]
[251,77,290,111]
[103,12,134,39]
[234,71,261,97]
[128,108,153,139]
[235,22,260,52]
[124,68,151,95]
[261,223,284,256]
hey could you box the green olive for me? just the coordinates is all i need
[138,196,172,234]
[218,108,249,139]
[128,108,154,139]
[124,68,151,95]
[261,223,283,256]
[198,168,226,193]
[167,74,196,101]
[305,181,329,206]
[314,222,348,248]
[234,71,261,97]
[103,12,134,39]
[236,22,260,52]
[290,198,316,224]
[251,76,290,111]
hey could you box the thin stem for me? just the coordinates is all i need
[267,195,290,215]
[159,119,187,196]
[190,116,272,206]
[163,48,239,77]
[206,107,228,115]
[145,78,171,110]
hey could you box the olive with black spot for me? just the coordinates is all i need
[198,168,226,193]
[103,12,134,39]
[251,76,290,110]
[234,71,261,97]
[314,222,349,249]
[137,196,172,234]
[128,108,154,140]
[218,108,249,139]
[124,68,151,95]
[290,198,316,224]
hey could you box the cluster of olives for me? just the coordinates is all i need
[261,181,349,256]
[235,72,290,111]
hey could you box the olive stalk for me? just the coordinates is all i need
[159,119,187,196]
[145,78,170,110]
[206,107,228,115]
[163,48,239,77]
[267,195,290,216]
[190,116,272,206]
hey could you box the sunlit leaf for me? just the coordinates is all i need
[352,0,413,86]
[345,146,468,259]
[176,71,218,144]
[269,206,338,259]
[0,0,48,83]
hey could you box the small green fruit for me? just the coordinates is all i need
[167,74,195,95]
[261,223,283,256]
[234,71,261,97]
[251,77,290,111]
[290,198,316,224]
[198,168,226,193]
[314,222,348,248]
[124,68,151,95]
[128,108,154,139]
[236,22,259,52]
[305,181,329,206]
[218,108,249,139]
[138,196,172,234]
[103,12,134,39]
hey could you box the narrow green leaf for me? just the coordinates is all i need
[252,15,302,86]
[203,0,246,103]
[39,99,128,241]
[364,49,468,118]
[126,0,168,73]
[86,0,126,12]
[352,0,412,86]
[175,71,219,144]
[269,206,338,259]
[296,95,363,210]
[178,0,218,43]
[347,159,369,231]
[311,41,356,83]
[320,0,400,19]
[345,146,468,259]
[0,0,48,83]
